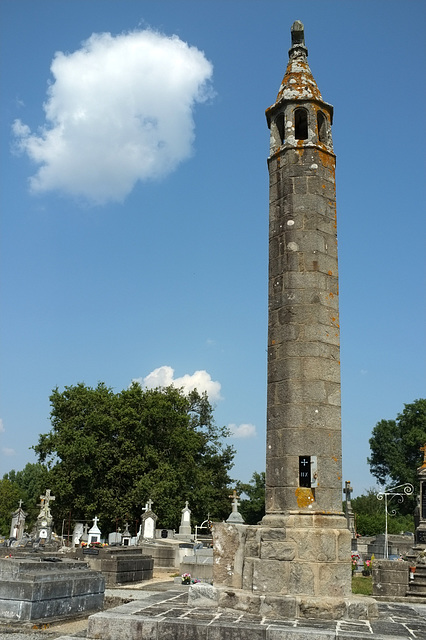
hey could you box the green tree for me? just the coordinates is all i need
[351,488,414,536]
[3,463,50,531]
[236,471,265,524]
[33,382,235,533]
[0,478,21,537]
[368,399,426,512]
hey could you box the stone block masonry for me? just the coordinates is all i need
[210,21,378,619]
[85,588,426,639]
[0,557,104,621]
[74,547,153,586]
[373,559,409,599]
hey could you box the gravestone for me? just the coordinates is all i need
[226,490,245,524]
[72,522,84,547]
[9,500,27,542]
[35,489,55,544]
[88,516,102,545]
[179,501,192,536]
[121,521,131,546]
[139,499,157,540]
[343,480,356,543]
[81,522,89,544]
[108,531,122,546]
[0,556,104,621]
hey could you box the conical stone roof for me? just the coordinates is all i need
[275,20,323,103]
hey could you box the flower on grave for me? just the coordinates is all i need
[81,542,87,547]
[351,552,360,575]
[181,573,191,585]
[191,578,201,584]
[362,555,373,576]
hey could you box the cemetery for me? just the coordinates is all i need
[1,19,426,640]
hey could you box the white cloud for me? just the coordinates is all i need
[0,419,4,433]
[133,365,222,403]
[228,423,257,439]
[2,447,16,457]
[12,29,213,205]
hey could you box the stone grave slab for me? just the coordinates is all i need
[74,547,153,586]
[0,556,104,621]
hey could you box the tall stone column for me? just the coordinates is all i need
[265,20,342,519]
[210,22,377,620]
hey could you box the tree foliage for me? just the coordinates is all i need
[236,471,265,525]
[33,382,235,534]
[1,463,50,537]
[368,399,426,498]
[0,478,21,537]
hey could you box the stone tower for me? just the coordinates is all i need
[259,17,352,604]
[210,22,377,620]
[265,20,342,522]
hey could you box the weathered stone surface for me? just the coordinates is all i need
[212,522,246,588]
[298,596,346,620]
[252,558,290,593]
[0,557,104,621]
[288,562,316,596]
[187,582,218,608]
[372,559,409,598]
[260,541,295,561]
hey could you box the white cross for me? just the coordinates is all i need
[92,516,99,528]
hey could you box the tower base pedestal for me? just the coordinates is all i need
[211,519,378,620]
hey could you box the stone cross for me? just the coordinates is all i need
[185,500,189,509]
[18,499,23,509]
[92,516,99,528]
[146,498,154,511]
[39,489,55,518]
[343,481,353,505]
[229,489,240,513]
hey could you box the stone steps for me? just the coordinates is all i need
[407,565,426,597]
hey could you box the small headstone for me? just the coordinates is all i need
[122,521,131,546]
[179,501,192,536]
[10,500,27,541]
[81,523,89,543]
[140,499,158,540]
[108,531,122,546]
[72,522,84,547]
[88,516,102,544]
[226,490,245,524]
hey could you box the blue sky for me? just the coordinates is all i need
[1,0,425,499]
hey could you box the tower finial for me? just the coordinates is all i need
[291,20,305,46]
[289,20,308,58]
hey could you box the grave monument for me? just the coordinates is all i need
[35,489,55,544]
[88,516,102,544]
[9,500,27,542]
[210,21,377,620]
[138,499,157,540]
[343,480,356,544]
[226,490,245,524]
